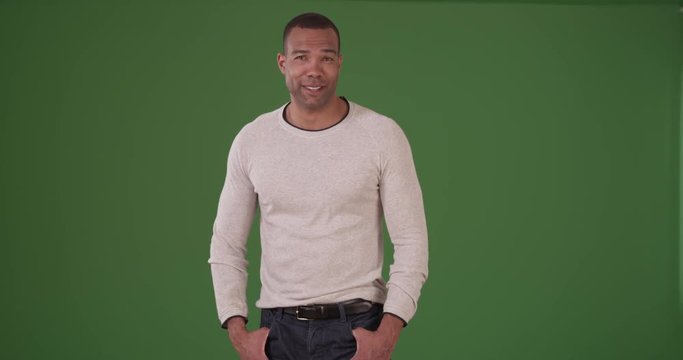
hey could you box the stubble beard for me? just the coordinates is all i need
[292,87,334,111]
[286,74,336,111]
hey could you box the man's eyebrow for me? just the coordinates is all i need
[289,49,338,55]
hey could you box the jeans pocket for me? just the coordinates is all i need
[320,320,357,359]
[264,319,278,359]
[348,322,359,358]
[348,304,383,332]
[260,309,273,328]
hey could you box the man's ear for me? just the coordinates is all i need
[277,53,286,74]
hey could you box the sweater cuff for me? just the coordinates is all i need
[382,286,417,324]
[221,315,248,329]
[218,307,249,329]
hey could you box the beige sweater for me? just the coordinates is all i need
[208,100,428,327]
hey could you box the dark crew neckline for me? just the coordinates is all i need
[281,96,350,132]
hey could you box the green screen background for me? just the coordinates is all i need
[1,0,681,358]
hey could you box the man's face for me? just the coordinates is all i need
[277,27,342,111]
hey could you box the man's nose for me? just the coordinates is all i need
[305,60,323,77]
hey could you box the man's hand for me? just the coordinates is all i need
[226,317,269,360]
[350,313,404,360]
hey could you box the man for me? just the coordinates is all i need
[209,12,428,360]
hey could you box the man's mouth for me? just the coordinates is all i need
[304,86,323,90]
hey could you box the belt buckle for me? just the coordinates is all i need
[295,305,325,320]
[295,306,307,320]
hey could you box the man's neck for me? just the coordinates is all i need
[286,97,347,131]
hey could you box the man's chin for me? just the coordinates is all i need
[295,95,331,111]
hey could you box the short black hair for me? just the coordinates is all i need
[283,12,341,53]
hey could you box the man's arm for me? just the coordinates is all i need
[208,130,272,357]
[208,130,257,327]
[353,119,428,359]
[378,120,429,324]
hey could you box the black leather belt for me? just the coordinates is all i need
[280,299,374,320]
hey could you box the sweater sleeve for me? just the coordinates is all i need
[208,129,258,328]
[378,121,429,324]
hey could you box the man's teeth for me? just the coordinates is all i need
[305,86,322,90]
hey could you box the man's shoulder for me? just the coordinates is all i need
[349,101,405,138]
[233,104,285,142]
[244,104,284,131]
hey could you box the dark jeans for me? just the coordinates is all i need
[260,303,384,360]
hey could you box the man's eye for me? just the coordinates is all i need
[323,57,334,62]
[295,56,306,61]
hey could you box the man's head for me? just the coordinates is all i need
[282,12,340,54]
[277,13,342,112]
